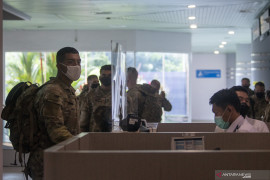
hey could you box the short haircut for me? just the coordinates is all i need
[241,78,250,82]
[151,79,160,89]
[266,90,270,98]
[255,81,265,88]
[87,75,98,82]
[209,89,241,112]
[56,47,79,64]
[100,65,112,73]
[127,67,138,80]
[230,86,248,95]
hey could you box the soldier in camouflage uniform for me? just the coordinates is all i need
[126,67,145,116]
[151,79,172,112]
[126,67,162,122]
[78,75,99,108]
[27,47,81,180]
[78,85,89,105]
[79,75,100,132]
[81,65,112,132]
[241,78,254,97]
[263,90,270,122]
[251,82,267,120]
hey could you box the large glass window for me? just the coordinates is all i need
[135,52,189,123]
[3,51,189,142]
[75,52,111,93]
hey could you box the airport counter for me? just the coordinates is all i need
[44,132,270,180]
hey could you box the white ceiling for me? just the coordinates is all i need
[3,0,270,53]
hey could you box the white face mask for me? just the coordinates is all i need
[61,63,81,81]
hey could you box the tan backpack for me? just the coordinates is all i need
[1,82,42,165]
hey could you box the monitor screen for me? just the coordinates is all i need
[171,136,205,150]
[252,19,260,40]
[260,9,270,35]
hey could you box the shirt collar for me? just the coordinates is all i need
[50,77,75,94]
[226,115,245,132]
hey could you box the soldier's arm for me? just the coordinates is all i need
[162,98,172,111]
[88,96,94,132]
[40,90,73,144]
[79,94,91,132]
[160,92,172,111]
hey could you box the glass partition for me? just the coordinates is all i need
[111,42,126,131]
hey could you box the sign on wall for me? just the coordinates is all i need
[196,69,221,78]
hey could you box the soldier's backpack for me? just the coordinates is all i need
[1,82,42,165]
[138,84,162,122]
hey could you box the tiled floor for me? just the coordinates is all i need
[3,167,32,180]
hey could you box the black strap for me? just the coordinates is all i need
[233,125,240,132]
[10,151,17,166]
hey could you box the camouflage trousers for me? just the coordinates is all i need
[27,148,44,180]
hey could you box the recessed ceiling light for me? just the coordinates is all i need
[110,25,127,28]
[219,45,224,48]
[221,41,227,45]
[188,5,196,8]
[190,24,197,29]
[214,51,219,54]
[228,31,235,35]
[188,16,196,20]
[96,11,112,15]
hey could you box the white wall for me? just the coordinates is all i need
[191,53,227,122]
[3,30,191,53]
[235,44,252,87]
[226,53,236,88]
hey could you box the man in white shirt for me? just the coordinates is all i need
[230,86,269,132]
[209,89,269,133]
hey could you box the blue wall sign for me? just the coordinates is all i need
[196,70,221,78]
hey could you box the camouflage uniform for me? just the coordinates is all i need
[79,88,95,132]
[127,84,162,122]
[27,77,79,179]
[247,98,255,119]
[247,88,254,97]
[127,85,146,116]
[245,87,254,97]
[155,93,172,112]
[263,104,270,122]
[81,86,112,132]
[77,85,89,109]
[251,95,268,120]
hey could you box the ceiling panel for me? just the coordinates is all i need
[3,0,270,53]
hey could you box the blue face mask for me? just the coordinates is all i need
[214,107,231,129]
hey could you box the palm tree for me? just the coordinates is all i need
[6,52,41,93]
[45,52,57,81]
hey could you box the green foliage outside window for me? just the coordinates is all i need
[136,52,185,72]
[5,52,111,96]
[5,52,58,97]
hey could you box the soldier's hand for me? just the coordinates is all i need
[161,91,165,98]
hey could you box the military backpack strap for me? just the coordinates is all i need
[10,152,18,166]
[18,133,24,165]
